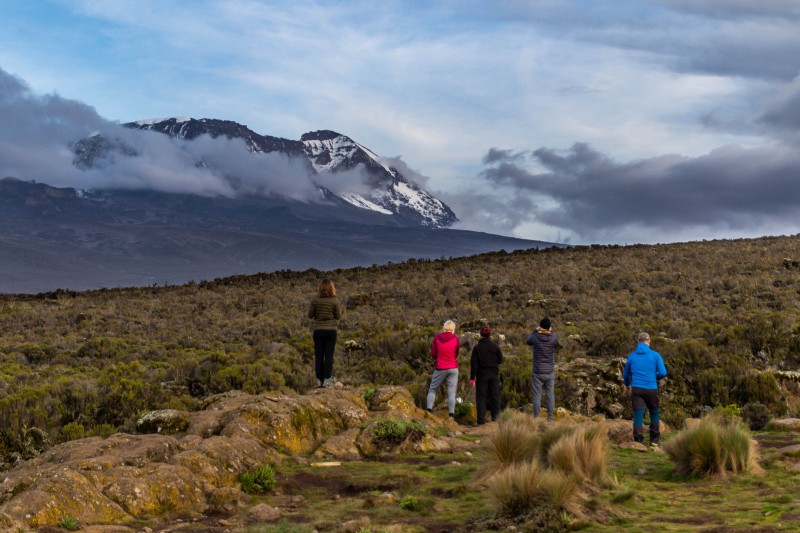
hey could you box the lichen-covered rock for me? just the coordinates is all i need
[136,409,190,435]
[0,387,445,529]
[246,502,281,523]
[768,418,800,431]
[365,385,418,415]
[101,464,206,517]
[313,429,361,460]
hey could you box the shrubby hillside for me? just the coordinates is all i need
[2,234,800,464]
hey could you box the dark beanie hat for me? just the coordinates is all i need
[480,325,492,337]
[539,317,551,330]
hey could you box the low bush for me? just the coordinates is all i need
[239,464,277,494]
[372,418,426,444]
[663,412,761,478]
[741,402,772,431]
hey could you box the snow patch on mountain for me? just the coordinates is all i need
[338,193,393,214]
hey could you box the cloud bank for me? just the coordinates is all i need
[0,67,374,203]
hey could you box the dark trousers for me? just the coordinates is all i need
[313,329,337,381]
[631,387,660,444]
[476,372,500,424]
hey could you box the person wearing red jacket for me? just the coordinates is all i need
[426,320,461,418]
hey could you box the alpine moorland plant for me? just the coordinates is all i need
[372,417,426,444]
[547,423,609,487]
[239,464,277,494]
[486,459,579,517]
[663,412,760,478]
[58,515,79,530]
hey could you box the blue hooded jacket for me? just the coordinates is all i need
[623,343,667,390]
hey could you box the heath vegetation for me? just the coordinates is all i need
[2,235,800,463]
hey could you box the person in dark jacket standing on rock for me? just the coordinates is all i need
[308,278,344,388]
[426,320,461,418]
[470,325,503,425]
[622,332,667,447]
[526,317,560,420]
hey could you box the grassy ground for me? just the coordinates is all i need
[233,426,800,533]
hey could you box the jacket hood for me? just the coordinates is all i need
[635,343,650,354]
[437,331,457,342]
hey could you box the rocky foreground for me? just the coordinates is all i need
[0,385,465,531]
[0,381,695,532]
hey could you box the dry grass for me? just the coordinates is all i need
[486,459,580,517]
[483,413,611,528]
[664,412,762,478]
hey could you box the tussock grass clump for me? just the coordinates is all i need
[664,412,761,478]
[487,459,580,516]
[482,411,612,528]
[547,423,609,487]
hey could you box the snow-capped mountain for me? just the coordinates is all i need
[122,118,457,227]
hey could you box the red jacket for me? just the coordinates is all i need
[430,331,460,370]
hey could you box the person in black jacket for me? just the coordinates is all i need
[470,325,503,425]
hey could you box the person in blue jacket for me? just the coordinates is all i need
[622,332,667,447]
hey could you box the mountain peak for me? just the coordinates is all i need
[300,130,345,142]
[121,117,457,227]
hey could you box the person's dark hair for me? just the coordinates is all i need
[318,278,336,298]
[539,317,551,330]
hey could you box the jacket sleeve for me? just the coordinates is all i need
[335,300,344,320]
[496,345,503,366]
[470,346,478,380]
[657,356,667,381]
[622,358,632,387]
[430,338,437,359]
[307,300,315,320]
[525,332,535,346]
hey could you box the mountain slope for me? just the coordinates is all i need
[0,177,554,293]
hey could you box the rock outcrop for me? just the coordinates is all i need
[0,386,449,530]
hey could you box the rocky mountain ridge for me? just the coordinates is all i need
[121,117,457,228]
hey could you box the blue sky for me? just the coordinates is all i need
[2,0,800,244]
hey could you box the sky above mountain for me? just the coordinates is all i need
[2,0,800,245]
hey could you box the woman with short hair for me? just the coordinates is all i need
[426,320,461,417]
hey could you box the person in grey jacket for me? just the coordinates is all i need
[308,278,344,388]
[526,317,560,420]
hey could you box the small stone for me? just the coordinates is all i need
[637,468,647,475]
[464,451,473,457]
[451,461,462,466]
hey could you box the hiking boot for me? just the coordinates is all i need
[323,378,334,388]
[317,379,324,388]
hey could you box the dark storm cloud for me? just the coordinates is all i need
[479,141,800,240]
[760,76,800,133]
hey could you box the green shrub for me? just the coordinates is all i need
[363,387,376,402]
[399,494,432,513]
[741,402,772,431]
[58,515,79,530]
[453,400,475,425]
[61,422,85,442]
[372,418,426,444]
[239,464,277,494]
